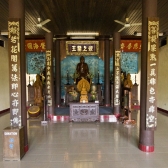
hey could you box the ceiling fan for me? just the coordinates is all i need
[114,17,142,32]
[33,18,51,33]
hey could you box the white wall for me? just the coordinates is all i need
[0,36,9,111]
[158,40,168,110]
[0,113,10,131]
[130,52,141,105]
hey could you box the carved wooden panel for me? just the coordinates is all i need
[69,103,99,122]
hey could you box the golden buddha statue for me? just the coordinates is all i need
[77,77,90,103]
[33,74,43,106]
[124,73,133,89]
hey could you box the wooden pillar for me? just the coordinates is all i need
[113,32,121,117]
[9,0,28,153]
[104,39,110,106]
[55,40,61,108]
[45,32,54,118]
[139,0,158,152]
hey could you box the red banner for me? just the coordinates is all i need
[25,40,46,52]
[120,40,141,52]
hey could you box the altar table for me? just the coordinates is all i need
[69,102,99,122]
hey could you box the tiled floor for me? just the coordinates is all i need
[0,110,168,168]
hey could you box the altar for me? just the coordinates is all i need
[69,102,99,122]
[64,84,103,106]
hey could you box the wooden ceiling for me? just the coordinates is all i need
[0,0,168,40]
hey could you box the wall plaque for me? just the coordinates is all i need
[66,41,99,55]
[25,40,46,52]
[121,40,141,52]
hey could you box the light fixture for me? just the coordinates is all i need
[25,31,32,35]
[134,31,164,37]
[67,32,99,36]
[134,32,142,36]
[70,36,95,40]
[1,31,32,35]
[159,32,164,36]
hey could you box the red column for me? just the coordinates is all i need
[113,32,121,117]
[45,33,55,119]
[139,0,158,152]
[104,39,110,106]
[9,0,28,152]
[55,40,61,107]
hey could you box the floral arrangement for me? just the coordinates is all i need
[69,89,78,100]
[73,71,79,80]
[87,72,94,79]
[90,91,96,101]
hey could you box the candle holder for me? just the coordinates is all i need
[134,73,138,85]
[97,70,100,84]
[66,70,70,85]
[27,74,31,86]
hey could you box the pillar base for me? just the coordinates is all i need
[139,143,154,152]
[24,145,29,152]
[104,104,110,107]
[114,113,121,119]
[48,114,54,120]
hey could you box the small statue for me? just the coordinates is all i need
[33,74,43,106]
[124,73,133,89]
[76,56,90,84]
[90,84,97,101]
[77,77,90,103]
[69,87,78,101]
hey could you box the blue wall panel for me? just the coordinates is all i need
[26,52,46,74]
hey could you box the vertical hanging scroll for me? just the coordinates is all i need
[114,50,121,106]
[46,50,52,107]
[8,19,21,127]
[146,17,159,129]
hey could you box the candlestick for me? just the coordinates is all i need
[66,70,70,85]
[134,73,137,85]
[27,74,31,86]
[97,70,100,84]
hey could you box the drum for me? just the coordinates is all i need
[28,106,41,118]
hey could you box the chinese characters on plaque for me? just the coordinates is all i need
[25,40,46,52]
[120,40,141,52]
[66,41,99,55]
[114,51,121,106]
[146,17,159,129]
[8,19,21,127]
[46,50,52,107]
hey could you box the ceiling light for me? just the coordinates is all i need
[134,31,164,37]
[0,31,32,35]
[134,32,142,36]
[159,32,164,36]
[67,32,99,36]
[70,36,95,39]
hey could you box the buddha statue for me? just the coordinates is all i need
[124,73,133,90]
[33,74,43,106]
[76,56,90,84]
[77,77,90,103]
